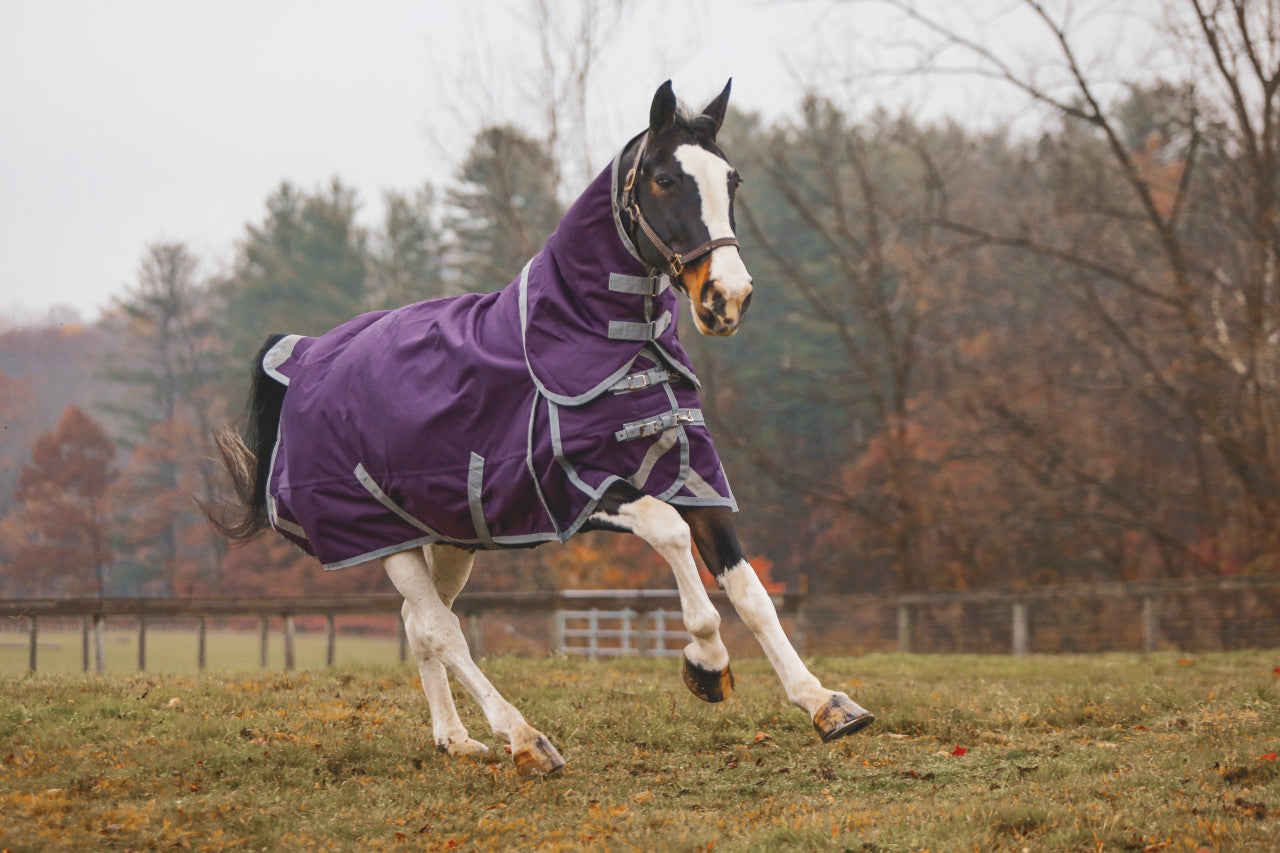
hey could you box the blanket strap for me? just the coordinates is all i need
[608,272,670,296]
[608,366,679,394]
[614,408,705,442]
[608,311,672,342]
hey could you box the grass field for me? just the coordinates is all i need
[1,652,1277,851]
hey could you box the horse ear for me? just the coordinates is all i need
[700,79,732,137]
[650,80,677,135]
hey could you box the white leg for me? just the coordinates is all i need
[401,545,487,756]
[591,496,734,700]
[720,560,874,740]
[385,547,564,776]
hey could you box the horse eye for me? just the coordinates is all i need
[654,174,677,191]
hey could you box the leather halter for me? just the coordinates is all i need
[620,133,740,278]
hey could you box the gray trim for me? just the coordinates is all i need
[649,341,701,388]
[322,537,437,572]
[628,429,678,489]
[608,311,672,342]
[355,464,444,538]
[266,420,307,540]
[666,494,739,511]
[608,272,670,296]
[524,394,563,538]
[262,334,304,386]
[519,259,644,406]
[467,453,496,549]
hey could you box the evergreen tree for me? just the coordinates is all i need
[220,179,371,384]
[446,125,562,292]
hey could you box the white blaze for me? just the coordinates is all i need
[673,144,753,322]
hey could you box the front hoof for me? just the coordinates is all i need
[436,737,490,758]
[682,655,734,703]
[512,736,565,778]
[813,693,874,742]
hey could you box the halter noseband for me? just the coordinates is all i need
[621,134,740,278]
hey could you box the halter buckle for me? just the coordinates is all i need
[623,168,637,193]
[670,254,684,276]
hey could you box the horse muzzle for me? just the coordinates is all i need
[685,251,753,337]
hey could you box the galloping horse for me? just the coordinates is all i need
[211,80,874,777]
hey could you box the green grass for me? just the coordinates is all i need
[1,652,1278,851]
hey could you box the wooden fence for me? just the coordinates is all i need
[2,576,1276,673]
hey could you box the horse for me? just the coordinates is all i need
[210,80,874,778]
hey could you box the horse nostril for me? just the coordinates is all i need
[739,291,753,318]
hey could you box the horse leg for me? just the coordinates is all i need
[399,544,487,757]
[681,506,875,741]
[385,547,564,777]
[591,484,734,702]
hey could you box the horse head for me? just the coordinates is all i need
[623,80,753,337]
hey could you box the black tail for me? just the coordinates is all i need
[203,334,289,540]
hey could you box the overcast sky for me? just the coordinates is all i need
[0,0,1156,324]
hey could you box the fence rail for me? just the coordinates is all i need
[2,575,1277,673]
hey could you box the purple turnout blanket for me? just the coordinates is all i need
[263,156,736,569]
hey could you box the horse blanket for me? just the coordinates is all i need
[263,155,737,569]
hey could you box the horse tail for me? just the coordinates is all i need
[204,334,289,540]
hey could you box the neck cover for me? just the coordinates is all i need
[262,155,736,569]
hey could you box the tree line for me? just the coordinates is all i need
[1,0,1276,598]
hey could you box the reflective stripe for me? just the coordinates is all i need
[354,463,444,538]
[608,272,670,296]
[614,408,705,442]
[467,453,495,549]
[608,311,672,341]
[628,429,679,489]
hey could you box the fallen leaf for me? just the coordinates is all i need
[1178,659,1195,667]
[752,731,773,743]
[1258,753,1277,762]
[951,746,967,757]
[632,791,654,804]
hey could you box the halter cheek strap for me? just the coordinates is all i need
[621,134,740,278]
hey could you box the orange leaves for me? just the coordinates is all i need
[950,746,968,757]
[1258,753,1278,762]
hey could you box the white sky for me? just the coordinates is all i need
[0,0,1162,323]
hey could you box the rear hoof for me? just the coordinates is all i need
[512,736,565,778]
[682,655,734,703]
[813,693,875,742]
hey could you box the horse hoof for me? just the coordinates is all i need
[437,737,490,758]
[682,655,734,703]
[512,736,565,778]
[813,693,875,742]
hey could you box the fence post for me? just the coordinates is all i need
[283,613,296,671]
[552,611,565,656]
[81,617,90,671]
[636,608,650,657]
[587,609,599,661]
[28,615,38,673]
[1142,596,1159,653]
[259,615,270,668]
[465,612,483,661]
[1011,602,1028,656]
[897,604,912,653]
[92,614,105,674]
[325,613,337,667]
[138,615,147,671]
[197,615,208,671]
